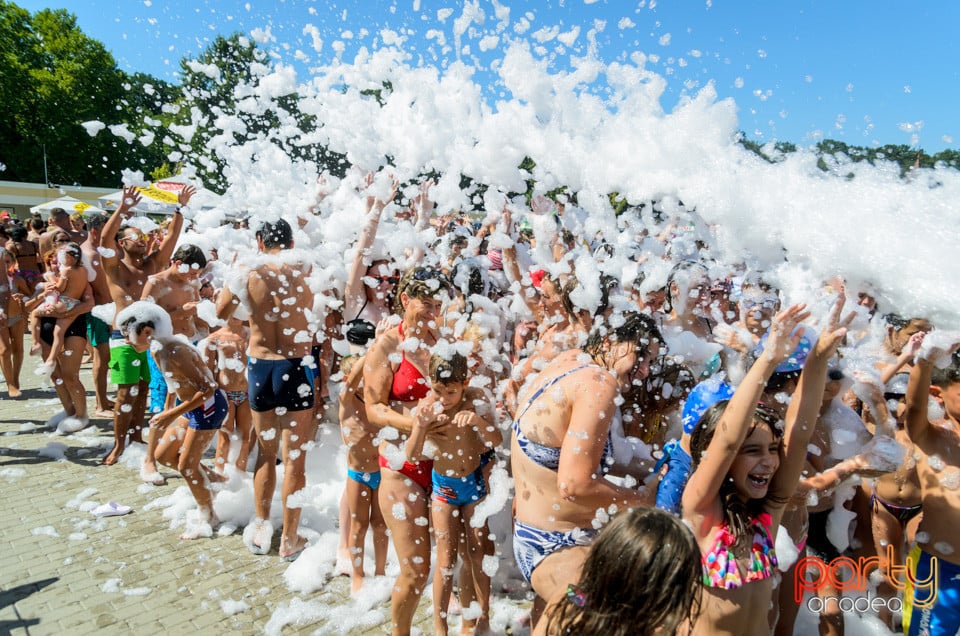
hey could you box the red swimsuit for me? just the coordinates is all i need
[381,322,433,490]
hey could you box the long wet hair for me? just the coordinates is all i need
[689,399,786,550]
[544,507,702,636]
[584,312,663,374]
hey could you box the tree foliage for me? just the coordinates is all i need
[0,2,129,186]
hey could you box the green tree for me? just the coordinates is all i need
[0,3,128,185]
[156,33,346,191]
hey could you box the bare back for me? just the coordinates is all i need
[246,261,314,359]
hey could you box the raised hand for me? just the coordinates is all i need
[762,304,811,364]
[177,185,196,207]
[814,292,856,359]
[117,185,142,217]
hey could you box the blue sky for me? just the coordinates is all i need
[19,0,959,151]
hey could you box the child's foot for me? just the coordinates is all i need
[279,535,308,562]
[243,518,273,555]
[29,342,41,356]
[180,511,220,540]
[139,466,166,485]
[350,575,364,596]
[57,417,89,435]
[448,593,462,616]
[335,551,352,576]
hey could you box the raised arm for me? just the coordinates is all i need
[682,304,809,521]
[880,331,925,385]
[904,332,933,443]
[769,294,854,524]
[407,179,434,264]
[101,186,142,273]
[499,206,541,318]
[343,176,397,316]
[147,186,194,270]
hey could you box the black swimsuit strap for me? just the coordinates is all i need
[354,297,369,321]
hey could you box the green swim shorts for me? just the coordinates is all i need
[87,315,111,347]
[108,344,150,385]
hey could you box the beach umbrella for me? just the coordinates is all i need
[29,196,106,216]
[98,175,220,215]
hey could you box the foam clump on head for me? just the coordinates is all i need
[115,300,174,340]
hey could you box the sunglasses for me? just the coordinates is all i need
[123,233,148,242]
[412,267,444,281]
[373,275,399,285]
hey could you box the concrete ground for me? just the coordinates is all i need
[0,350,519,635]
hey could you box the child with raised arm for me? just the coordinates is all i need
[202,313,253,473]
[31,243,89,378]
[406,352,502,636]
[902,333,960,635]
[682,297,852,635]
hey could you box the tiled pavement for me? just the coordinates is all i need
[0,353,524,635]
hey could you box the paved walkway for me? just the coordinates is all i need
[0,353,526,635]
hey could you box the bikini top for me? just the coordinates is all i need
[701,511,778,589]
[512,364,614,473]
[389,323,429,402]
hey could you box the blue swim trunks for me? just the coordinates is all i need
[185,390,228,431]
[247,356,315,413]
[432,464,488,507]
[906,547,960,636]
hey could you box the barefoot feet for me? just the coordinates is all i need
[279,534,308,562]
[244,518,274,555]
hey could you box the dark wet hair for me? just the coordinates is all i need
[9,226,27,242]
[119,316,155,337]
[257,219,293,249]
[663,260,709,314]
[932,351,960,389]
[584,311,663,363]
[172,243,207,269]
[60,242,83,265]
[560,274,618,320]
[429,352,469,385]
[624,356,696,444]
[450,260,486,298]
[689,400,786,550]
[544,507,701,636]
[883,313,910,330]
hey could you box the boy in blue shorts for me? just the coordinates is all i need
[118,302,227,540]
[406,353,502,635]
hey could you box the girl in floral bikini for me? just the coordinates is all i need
[682,296,852,635]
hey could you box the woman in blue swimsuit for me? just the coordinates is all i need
[510,312,663,630]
